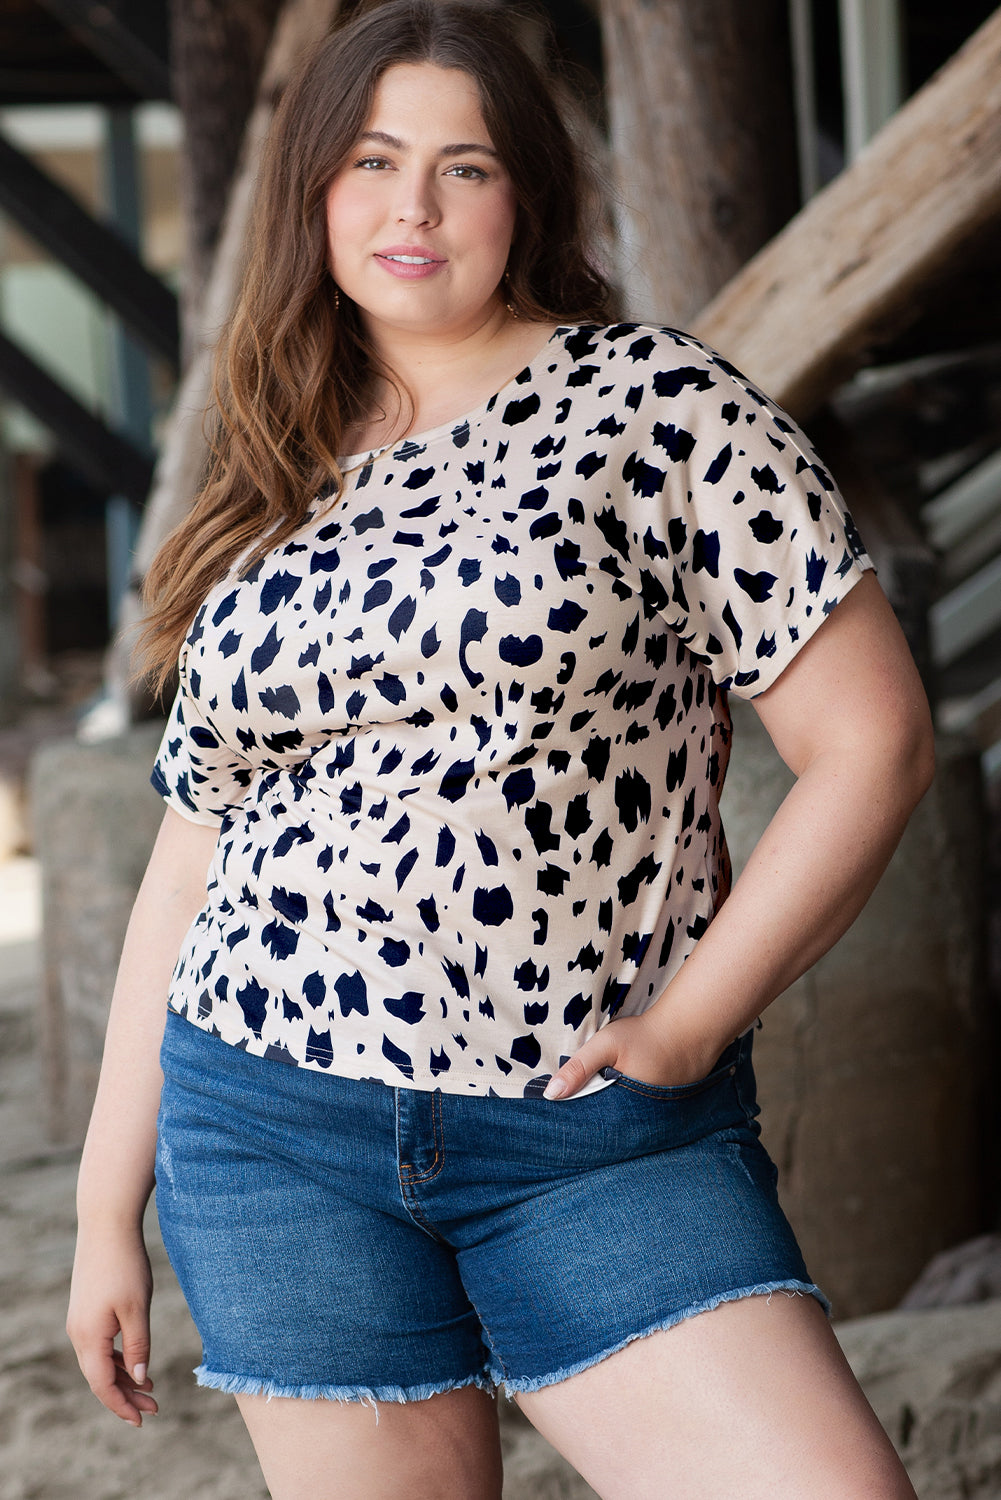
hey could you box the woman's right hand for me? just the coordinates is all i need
[67,811,219,1427]
[67,1224,158,1426]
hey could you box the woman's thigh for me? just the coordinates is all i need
[156,1012,493,1400]
[237,1384,502,1500]
[517,1292,915,1500]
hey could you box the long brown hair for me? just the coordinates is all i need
[140,0,613,693]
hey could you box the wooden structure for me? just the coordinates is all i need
[693,8,1001,421]
[169,0,284,346]
[601,0,798,325]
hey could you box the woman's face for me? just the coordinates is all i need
[325,62,518,345]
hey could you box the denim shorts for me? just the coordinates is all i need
[155,1009,827,1403]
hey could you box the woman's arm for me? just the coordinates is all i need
[66,807,218,1425]
[544,572,936,1098]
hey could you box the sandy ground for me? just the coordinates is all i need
[0,855,596,1500]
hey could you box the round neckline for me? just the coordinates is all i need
[337,324,575,472]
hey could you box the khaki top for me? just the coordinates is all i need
[152,324,871,1097]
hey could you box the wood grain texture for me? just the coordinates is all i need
[170,0,283,344]
[601,0,798,326]
[693,7,1001,418]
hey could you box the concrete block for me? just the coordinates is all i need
[722,704,988,1317]
[838,1299,1001,1498]
[30,726,165,1143]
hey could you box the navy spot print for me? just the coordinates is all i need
[749,510,783,544]
[734,568,777,603]
[499,634,543,666]
[335,971,368,1017]
[652,422,696,463]
[154,322,869,1096]
[473,886,515,926]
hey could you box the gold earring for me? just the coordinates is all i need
[503,271,517,319]
[333,285,341,312]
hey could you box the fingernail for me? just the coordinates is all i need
[543,1077,567,1100]
[133,1363,147,1384]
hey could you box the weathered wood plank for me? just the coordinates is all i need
[930,551,1001,666]
[693,8,1001,419]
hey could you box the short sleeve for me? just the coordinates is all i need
[151,665,255,826]
[626,336,872,699]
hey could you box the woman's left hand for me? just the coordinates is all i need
[545,574,935,1106]
[543,1008,730,1100]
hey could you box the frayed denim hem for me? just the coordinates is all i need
[493,1279,830,1396]
[194,1364,495,1407]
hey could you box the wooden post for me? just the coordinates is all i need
[693,8,1001,420]
[601,0,798,326]
[169,0,284,356]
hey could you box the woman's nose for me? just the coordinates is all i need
[393,170,441,228]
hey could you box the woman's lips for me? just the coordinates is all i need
[375,246,447,280]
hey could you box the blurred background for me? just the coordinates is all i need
[1,3,1001,1497]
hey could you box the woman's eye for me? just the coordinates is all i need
[355,155,391,170]
[445,163,488,180]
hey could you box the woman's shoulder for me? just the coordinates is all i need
[559,322,752,392]
[553,322,783,436]
[552,324,838,496]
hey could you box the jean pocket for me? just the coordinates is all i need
[600,1038,741,1101]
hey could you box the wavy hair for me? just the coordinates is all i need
[139,0,613,692]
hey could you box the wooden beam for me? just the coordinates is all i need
[33,0,171,100]
[923,446,1001,554]
[930,549,1001,670]
[693,8,1001,420]
[940,672,1001,755]
[169,0,284,351]
[0,131,179,368]
[0,331,154,505]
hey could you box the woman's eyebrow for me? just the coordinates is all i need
[359,129,498,158]
[439,141,498,157]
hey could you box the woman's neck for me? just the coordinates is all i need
[344,308,559,457]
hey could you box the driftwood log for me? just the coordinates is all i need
[693,7,1001,420]
[601,0,798,327]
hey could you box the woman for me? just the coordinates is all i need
[68,3,933,1496]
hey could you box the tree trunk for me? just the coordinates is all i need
[601,0,799,326]
[169,0,284,357]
